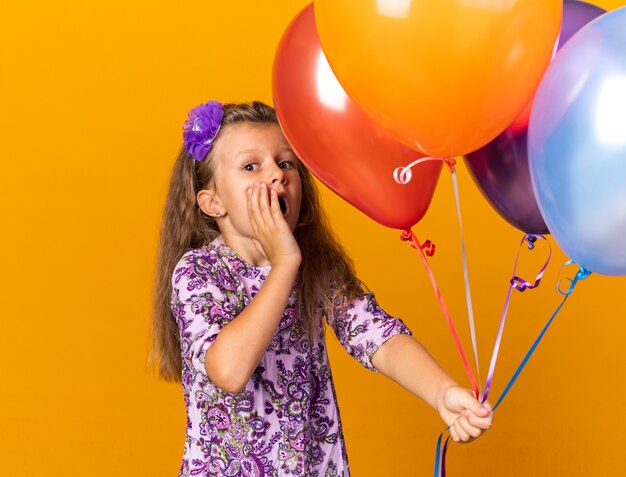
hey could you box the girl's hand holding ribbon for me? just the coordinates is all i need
[438,385,493,443]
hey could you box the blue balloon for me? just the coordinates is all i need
[529,7,626,276]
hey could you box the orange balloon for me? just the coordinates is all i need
[272,4,441,230]
[314,0,562,157]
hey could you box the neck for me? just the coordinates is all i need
[219,229,270,267]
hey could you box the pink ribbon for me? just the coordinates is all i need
[400,228,479,399]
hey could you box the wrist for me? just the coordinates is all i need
[271,250,302,269]
[435,381,459,414]
[270,255,301,274]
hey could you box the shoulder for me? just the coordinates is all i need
[172,240,241,294]
[336,285,391,320]
[173,246,217,279]
[359,290,388,316]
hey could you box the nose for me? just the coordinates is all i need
[269,162,286,185]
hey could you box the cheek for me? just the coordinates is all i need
[218,177,250,208]
[229,189,251,214]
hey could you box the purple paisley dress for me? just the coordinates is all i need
[171,236,412,477]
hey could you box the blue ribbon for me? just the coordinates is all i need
[434,261,591,476]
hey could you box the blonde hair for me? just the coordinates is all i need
[151,101,361,382]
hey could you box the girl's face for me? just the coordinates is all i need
[207,122,302,238]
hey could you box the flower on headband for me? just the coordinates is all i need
[183,101,224,161]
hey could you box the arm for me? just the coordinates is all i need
[326,289,492,442]
[205,182,300,393]
[371,334,493,442]
[205,261,298,393]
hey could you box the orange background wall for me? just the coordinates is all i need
[2,1,625,475]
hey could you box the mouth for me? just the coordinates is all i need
[278,196,287,215]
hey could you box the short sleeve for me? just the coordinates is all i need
[171,248,245,375]
[328,290,412,371]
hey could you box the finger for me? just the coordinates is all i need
[449,427,460,443]
[458,392,491,418]
[465,410,493,430]
[452,419,471,442]
[247,186,258,233]
[248,182,265,229]
[269,188,283,222]
[473,404,491,418]
[457,413,482,439]
[258,182,272,222]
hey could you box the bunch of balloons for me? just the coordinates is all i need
[272,0,626,277]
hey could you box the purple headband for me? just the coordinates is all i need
[182,100,224,162]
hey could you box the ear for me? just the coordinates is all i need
[197,187,223,218]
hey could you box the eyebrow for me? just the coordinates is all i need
[234,148,259,156]
[234,147,295,158]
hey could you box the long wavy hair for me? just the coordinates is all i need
[151,101,361,382]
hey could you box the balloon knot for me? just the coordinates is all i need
[444,157,456,172]
[400,229,413,242]
[400,229,436,256]
[577,266,592,280]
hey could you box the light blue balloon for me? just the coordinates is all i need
[529,6,626,276]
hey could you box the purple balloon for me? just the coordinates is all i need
[464,0,605,234]
[466,129,548,234]
[561,1,606,45]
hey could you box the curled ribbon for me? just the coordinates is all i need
[393,156,441,184]
[393,156,456,184]
[557,262,592,296]
[490,262,591,412]
[400,230,436,257]
[482,233,551,404]
[435,261,591,477]
[397,157,481,401]
[400,228,479,399]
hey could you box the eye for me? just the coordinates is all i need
[279,160,295,170]
[243,163,258,172]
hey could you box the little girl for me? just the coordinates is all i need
[152,101,492,477]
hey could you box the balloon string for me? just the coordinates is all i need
[434,431,444,477]
[482,234,551,403]
[400,228,479,398]
[434,262,590,477]
[441,435,451,476]
[434,430,451,477]
[434,431,453,477]
[449,163,482,398]
[491,262,591,411]
[396,157,482,389]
